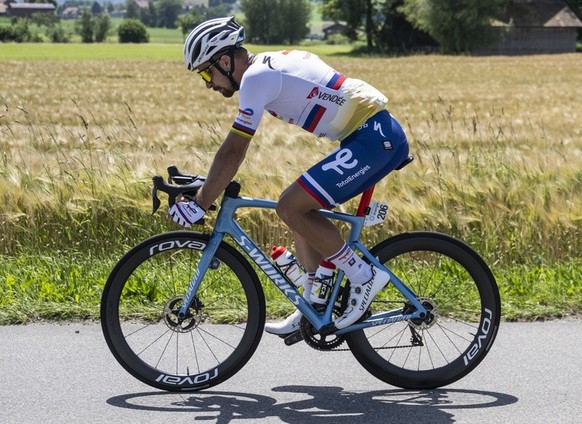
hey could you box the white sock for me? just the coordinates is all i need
[303,272,315,300]
[327,243,372,285]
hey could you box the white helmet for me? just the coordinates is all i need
[184,16,245,71]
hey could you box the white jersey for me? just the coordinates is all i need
[230,50,388,142]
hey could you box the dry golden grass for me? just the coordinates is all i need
[1,53,581,263]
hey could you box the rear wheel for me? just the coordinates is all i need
[347,232,500,389]
[101,231,265,392]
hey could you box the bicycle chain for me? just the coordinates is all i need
[301,301,425,352]
[332,342,421,352]
[328,322,424,352]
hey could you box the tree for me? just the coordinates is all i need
[375,0,436,52]
[118,18,149,42]
[91,1,102,16]
[279,0,312,44]
[77,7,94,43]
[400,0,504,53]
[570,0,582,40]
[94,13,111,42]
[241,0,311,44]
[140,1,158,27]
[320,0,369,43]
[125,0,140,19]
[176,8,206,39]
[157,0,183,29]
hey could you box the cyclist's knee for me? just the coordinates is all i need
[276,191,294,223]
[276,183,318,225]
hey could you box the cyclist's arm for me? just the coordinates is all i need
[195,131,251,210]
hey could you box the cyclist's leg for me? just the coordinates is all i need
[276,186,345,258]
[280,110,409,255]
[292,231,323,272]
[277,109,410,258]
[284,110,410,329]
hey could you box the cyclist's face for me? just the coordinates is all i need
[197,56,235,98]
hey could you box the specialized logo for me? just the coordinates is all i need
[262,55,274,69]
[359,283,374,311]
[235,234,303,306]
[306,87,346,106]
[322,148,358,175]
[374,121,387,137]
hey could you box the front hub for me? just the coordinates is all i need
[163,296,202,333]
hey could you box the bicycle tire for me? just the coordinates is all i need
[346,231,500,389]
[101,231,265,392]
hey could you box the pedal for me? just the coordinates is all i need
[283,330,303,346]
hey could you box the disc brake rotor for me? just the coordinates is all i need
[409,297,439,330]
[163,296,203,333]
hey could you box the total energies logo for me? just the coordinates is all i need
[322,148,358,175]
[237,107,254,125]
[238,108,254,117]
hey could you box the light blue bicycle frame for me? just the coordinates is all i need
[178,194,428,335]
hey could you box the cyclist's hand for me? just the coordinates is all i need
[168,200,205,227]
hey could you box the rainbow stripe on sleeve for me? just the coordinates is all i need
[231,122,255,139]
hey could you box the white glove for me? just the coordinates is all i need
[168,200,205,227]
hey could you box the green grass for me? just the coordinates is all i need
[0,42,354,61]
[1,253,580,325]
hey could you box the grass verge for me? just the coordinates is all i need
[0,253,580,325]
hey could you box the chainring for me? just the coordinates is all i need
[300,304,345,351]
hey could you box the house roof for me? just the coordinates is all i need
[322,22,347,32]
[498,0,582,27]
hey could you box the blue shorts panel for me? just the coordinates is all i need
[298,110,409,208]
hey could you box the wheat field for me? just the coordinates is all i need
[0,49,581,321]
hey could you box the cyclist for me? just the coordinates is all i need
[171,16,409,334]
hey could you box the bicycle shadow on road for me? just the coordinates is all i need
[107,385,518,423]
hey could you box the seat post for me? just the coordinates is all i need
[356,186,375,217]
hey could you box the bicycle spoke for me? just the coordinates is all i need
[102,233,264,391]
[347,233,500,389]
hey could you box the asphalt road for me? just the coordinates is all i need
[1,320,581,424]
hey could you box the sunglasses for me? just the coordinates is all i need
[197,57,220,83]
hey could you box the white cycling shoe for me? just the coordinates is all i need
[264,309,302,335]
[334,266,390,330]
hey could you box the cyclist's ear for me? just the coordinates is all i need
[220,55,231,71]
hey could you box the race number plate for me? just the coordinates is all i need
[364,200,389,226]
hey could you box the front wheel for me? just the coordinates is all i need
[346,232,501,389]
[101,231,265,392]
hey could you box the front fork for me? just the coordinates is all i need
[177,232,224,320]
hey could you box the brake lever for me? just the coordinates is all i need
[152,186,161,215]
[151,175,206,212]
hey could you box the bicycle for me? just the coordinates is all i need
[101,158,501,392]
